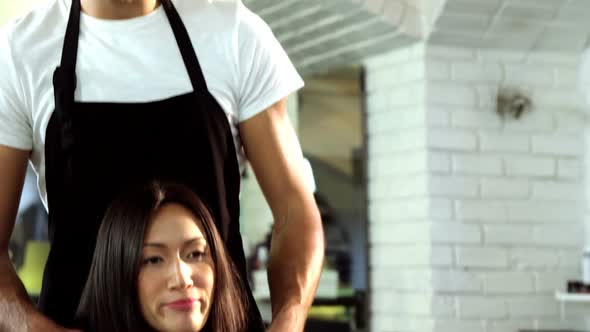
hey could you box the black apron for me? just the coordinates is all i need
[40,0,264,330]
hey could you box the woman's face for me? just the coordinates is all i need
[138,203,215,332]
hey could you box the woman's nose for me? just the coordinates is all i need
[168,257,194,289]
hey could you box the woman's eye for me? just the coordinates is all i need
[142,256,163,265]
[187,251,205,260]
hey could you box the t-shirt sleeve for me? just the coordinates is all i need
[235,3,304,122]
[0,26,32,150]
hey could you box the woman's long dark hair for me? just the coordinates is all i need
[75,181,249,332]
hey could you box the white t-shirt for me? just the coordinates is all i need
[0,0,304,209]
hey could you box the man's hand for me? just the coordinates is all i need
[0,294,82,332]
[0,146,81,332]
[0,274,83,332]
[28,313,82,332]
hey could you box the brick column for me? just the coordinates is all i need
[365,44,587,332]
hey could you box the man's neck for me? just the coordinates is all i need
[80,0,161,20]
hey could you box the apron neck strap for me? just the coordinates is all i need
[58,0,208,94]
[56,0,81,92]
[161,0,209,91]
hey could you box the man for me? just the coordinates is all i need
[0,0,324,331]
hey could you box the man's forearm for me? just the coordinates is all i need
[267,193,324,331]
[0,253,36,332]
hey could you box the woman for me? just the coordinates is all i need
[76,181,248,332]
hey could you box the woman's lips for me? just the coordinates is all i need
[166,299,199,310]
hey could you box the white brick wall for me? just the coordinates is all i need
[366,44,587,332]
[479,132,530,153]
[457,296,507,319]
[367,44,435,332]
[456,247,509,269]
[427,129,478,151]
[483,272,535,294]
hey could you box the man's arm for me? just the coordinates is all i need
[0,145,79,332]
[239,98,324,332]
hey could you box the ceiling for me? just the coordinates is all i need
[244,0,419,76]
[429,0,590,53]
[245,0,590,76]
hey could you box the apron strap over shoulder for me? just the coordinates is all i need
[60,0,81,76]
[161,0,209,92]
[53,0,81,152]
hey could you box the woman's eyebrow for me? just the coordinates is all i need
[184,237,207,246]
[143,236,206,248]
